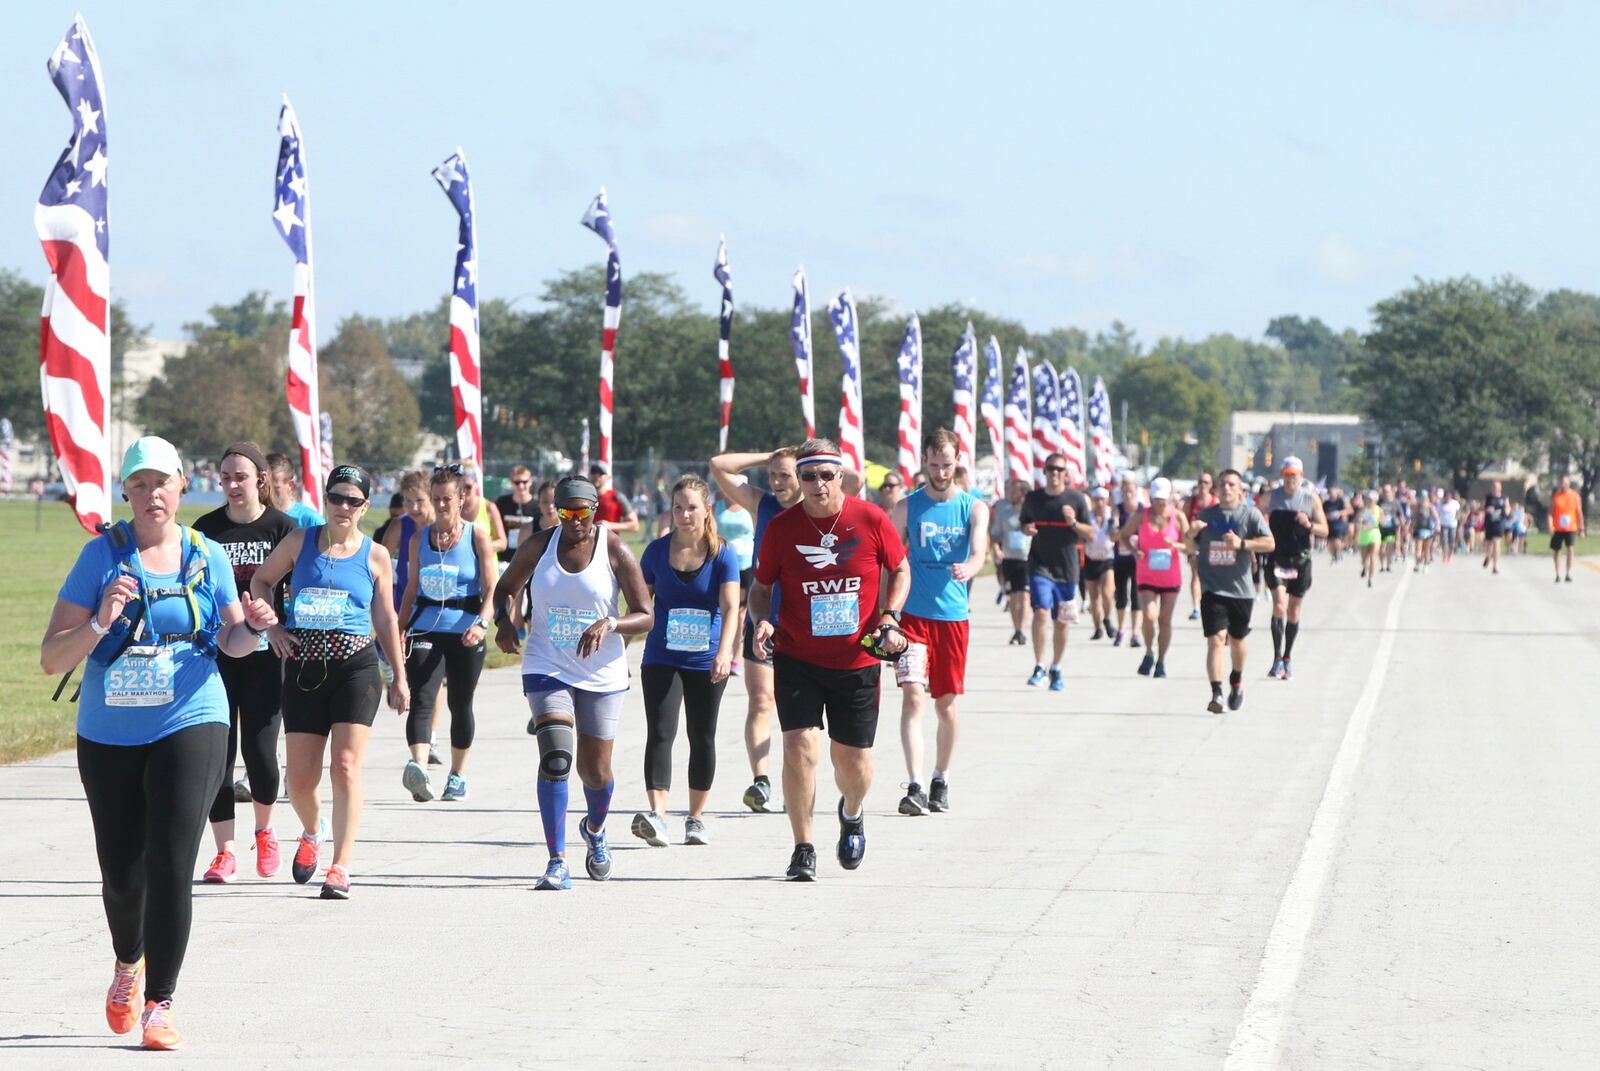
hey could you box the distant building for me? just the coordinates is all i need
[1221,411,1376,484]
[111,339,186,463]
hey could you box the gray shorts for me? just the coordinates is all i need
[526,686,625,741]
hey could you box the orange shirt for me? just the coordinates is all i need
[1551,489,1583,533]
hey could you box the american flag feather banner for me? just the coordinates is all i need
[950,323,977,472]
[827,291,865,484]
[895,313,923,486]
[790,267,815,438]
[580,189,620,470]
[319,411,333,475]
[433,149,482,466]
[1032,359,1065,475]
[1089,375,1116,488]
[1058,366,1087,488]
[274,97,323,510]
[1004,348,1032,486]
[714,238,734,451]
[37,16,111,533]
[979,335,1004,485]
[579,417,590,474]
[0,418,14,493]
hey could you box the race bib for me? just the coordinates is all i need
[1208,545,1237,567]
[104,648,176,707]
[665,607,712,653]
[546,606,600,651]
[1055,601,1080,626]
[1274,565,1299,580]
[419,564,459,602]
[1559,514,1573,530]
[293,587,350,631]
[894,642,929,687]
[1148,548,1173,572]
[809,592,858,637]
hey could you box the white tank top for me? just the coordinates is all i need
[521,525,628,692]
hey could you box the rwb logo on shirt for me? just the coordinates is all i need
[801,576,862,595]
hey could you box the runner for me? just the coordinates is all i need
[713,491,756,673]
[1324,484,1351,564]
[1482,480,1509,574]
[1021,454,1093,692]
[1264,457,1329,681]
[193,442,295,885]
[1356,492,1382,587]
[265,451,324,528]
[494,475,653,890]
[1437,489,1459,565]
[42,436,280,1049]
[632,476,740,846]
[710,448,862,812]
[1118,477,1188,678]
[1184,472,1217,619]
[381,471,442,767]
[533,480,561,532]
[890,430,988,816]
[457,462,508,555]
[1185,468,1274,713]
[397,466,499,803]
[988,478,1031,645]
[748,438,909,880]
[251,464,409,901]
[590,461,641,533]
[877,472,906,512]
[1111,473,1144,648]
[1549,475,1584,582]
[1082,487,1116,640]
[372,493,403,547]
[495,463,540,567]
[1411,489,1439,573]
[1377,485,1400,572]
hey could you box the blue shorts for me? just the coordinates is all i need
[1028,575,1077,614]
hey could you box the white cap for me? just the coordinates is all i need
[1149,477,1172,501]
[1091,486,1110,499]
[1280,455,1304,474]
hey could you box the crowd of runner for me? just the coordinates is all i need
[37,430,1585,1049]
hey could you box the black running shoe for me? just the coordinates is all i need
[1090,628,1104,641]
[1228,686,1244,711]
[898,783,929,816]
[836,799,866,870]
[1009,630,1025,646]
[786,842,817,882]
[928,778,950,813]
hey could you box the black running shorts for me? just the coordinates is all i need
[772,652,880,749]
[999,559,1029,595]
[1200,592,1253,640]
[1551,531,1576,551]
[1262,557,1313,598]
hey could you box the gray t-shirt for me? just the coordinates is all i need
[1193,503,1270,600]
[988,499,1031,561]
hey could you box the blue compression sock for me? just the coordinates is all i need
[583,779,615,833]
[537,778,568,856]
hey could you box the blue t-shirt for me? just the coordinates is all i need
[59,532,239,746]
[640,537,740,671]
[904,489,976,622]
[716,505,755,571]
[286,501,324,528]
[410,524,481,634]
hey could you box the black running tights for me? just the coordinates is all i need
[78,722,227,1003]
[404,631,486,749]
[209,653,283,824]
[641,663,727,792]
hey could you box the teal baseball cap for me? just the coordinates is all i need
[120,436,184,481]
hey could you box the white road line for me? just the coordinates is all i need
[1223,568,1413,1069]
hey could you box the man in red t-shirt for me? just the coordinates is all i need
[588,462,640,533]
[750,438,909,882]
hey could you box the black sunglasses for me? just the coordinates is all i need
[1045,464,1068,473]
[326,491,367,508]
[800,470,840,483]
[434,463,464,475]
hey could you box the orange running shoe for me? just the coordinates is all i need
[255,828,281,878]
[202,850,236,884]
[140,999,181,1050]
[105,958,144,1034]
[320,864,350,900]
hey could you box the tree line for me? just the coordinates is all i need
[0,264,1593,499]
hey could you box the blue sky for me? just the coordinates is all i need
[4,1,1593,345]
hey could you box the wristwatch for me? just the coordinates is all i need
[477,616,493,630]
[879,608,903,622]
[88,616,110,636]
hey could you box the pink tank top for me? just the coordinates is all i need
[1135,510,1184,588]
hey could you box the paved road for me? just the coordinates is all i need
[3,553,1597,1068]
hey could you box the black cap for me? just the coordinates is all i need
[326,464,372,500]
[555,475,599,504]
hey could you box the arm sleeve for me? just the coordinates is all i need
[58,538,111,610]
[206,540,240,608]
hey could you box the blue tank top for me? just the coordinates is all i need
[411,522,481,634]
[903,489,975,622]
[752,491,786,621]
[288,531,375,634]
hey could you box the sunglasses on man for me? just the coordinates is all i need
[800,470,840,483]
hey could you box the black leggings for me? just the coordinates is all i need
[1113,557,1137,610]
[641,663,727,792]
[209,653,282,824]
[78,722,228,1003]
[404,631,486,749]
